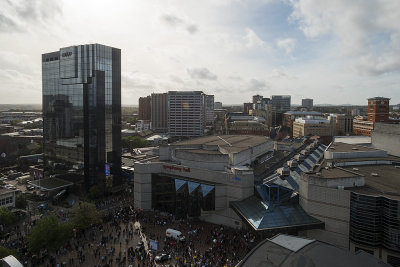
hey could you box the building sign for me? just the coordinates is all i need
[62,51,72,57]
[149,239,158,250]
[163,165,190,173]
[105,164,111,176]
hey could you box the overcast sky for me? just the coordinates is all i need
[0,0,399,105]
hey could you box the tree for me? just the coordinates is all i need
[0,247,18,258]
[121,136,149,149]
[88,185,103,200]
[71,202,101,230]
[15,195,27,209]
[131,136,149,148]
[27,215,72,253]
[0,207,17,227]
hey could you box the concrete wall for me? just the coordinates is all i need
[299,176,351,249]
[324,149,387,159]
[307,175,364,189]
[174,150,229,171]
[372,123,400,157]
[225,141,274,166]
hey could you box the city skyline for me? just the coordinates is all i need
[0,0,399,105]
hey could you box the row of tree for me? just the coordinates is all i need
[26,202,101,253]
[121,136,149,150]
[0,202,101,254]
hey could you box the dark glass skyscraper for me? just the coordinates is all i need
[42,44,121,190]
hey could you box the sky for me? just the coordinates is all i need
[0,0,399,105]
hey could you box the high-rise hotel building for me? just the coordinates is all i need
[42,44,121,190]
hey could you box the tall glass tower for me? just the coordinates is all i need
[42,44,121,190]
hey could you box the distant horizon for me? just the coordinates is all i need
[1,102,398,108]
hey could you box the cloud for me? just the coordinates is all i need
[186,24,198,34]
[170,75,184,84]
[247,78,269,91]
[0,0,62,32]
[244,28,265,48]
[161,14,184,26]
[187,68,218,80]
[122,72,155,90]
[288,0,400,75]
[277,38,296,55]
[161,14,199,34]
[0,13,20,32]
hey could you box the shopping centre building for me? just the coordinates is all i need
[134,135,274,228]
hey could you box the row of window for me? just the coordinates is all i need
[0,196,13,206]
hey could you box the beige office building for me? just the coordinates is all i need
[293,117,332,137]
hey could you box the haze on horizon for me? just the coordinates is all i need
[0,0,399,106]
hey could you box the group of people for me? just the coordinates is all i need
[0,192,261,266]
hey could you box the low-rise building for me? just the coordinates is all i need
[328,114,353,136]
[238,234,389,267]
[298,141,400,265]
[293,116,332,137]
[135,120,151,131]
[283,111,322,132]
[0,188,16,208]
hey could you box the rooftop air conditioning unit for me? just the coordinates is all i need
[353,168,359,171]
[371,173,379,177]
[338,185,344,190]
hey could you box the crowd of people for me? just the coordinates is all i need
[0,192,262,266]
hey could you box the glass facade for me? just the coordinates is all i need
[350,192,400,253]
[42,44,121,189]
[271,95,291,126]
[151,174,215,219]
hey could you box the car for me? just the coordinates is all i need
[155,253,171,263]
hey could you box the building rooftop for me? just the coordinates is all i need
[173,135,270,154]
[328,142,380,153]
[284,111,322,116]
[237,234,390,267]
[0,188,15,195]
[29,178,73,191]
[342,164,400,198]
[309,167,360,179]
[230,196,323,231]
[295,117,330,124]
[333,136,372,145]
[368,97,390,101]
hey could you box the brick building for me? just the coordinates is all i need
[353,97,390,136]
[138,96,151,121]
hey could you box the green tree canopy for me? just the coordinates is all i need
[0,207,17,227]
[0,246,18,258]
[15,195,27,209]
[121,136,149,149]
[71,202,101,230]
[27,215,72,254]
